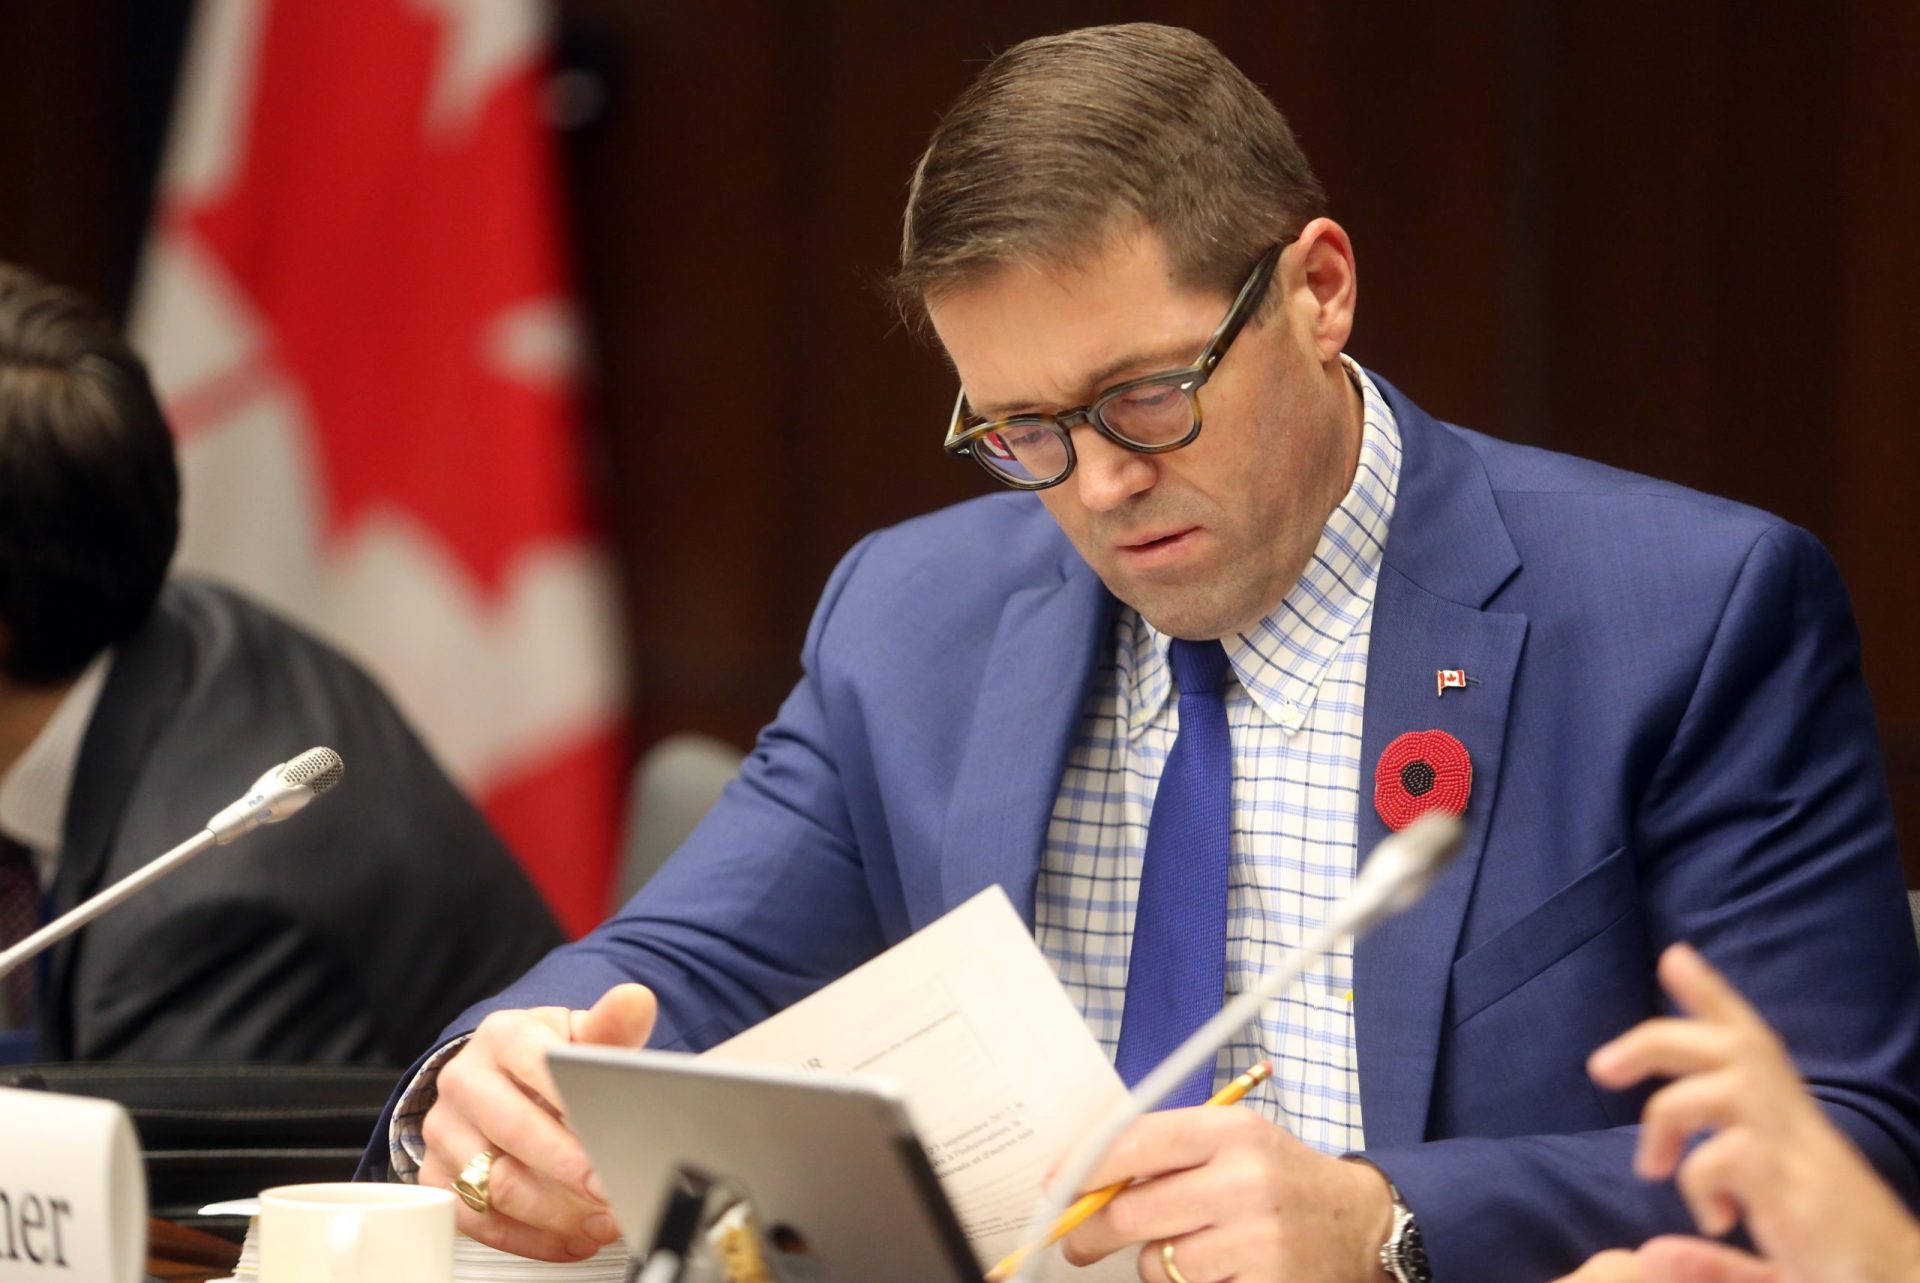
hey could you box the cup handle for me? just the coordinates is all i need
[328,1213,365,1283]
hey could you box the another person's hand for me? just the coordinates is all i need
[1569,943,1920,1283]
[1554,1237,1779,1283]
[416,983,657,1261]
[1058,1106,1392,1283]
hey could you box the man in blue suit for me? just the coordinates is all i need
[371,23,1920,1283]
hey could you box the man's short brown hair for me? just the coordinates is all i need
[894,23,1327,331]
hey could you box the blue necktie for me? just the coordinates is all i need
[1113,638,1233,1106]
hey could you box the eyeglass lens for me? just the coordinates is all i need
[975,378,1198,485]
[1099,378,1198,443]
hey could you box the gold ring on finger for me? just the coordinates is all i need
[1160,1239,1194,1283]
[450,1148,497,1214]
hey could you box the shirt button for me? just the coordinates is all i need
[1280,702,1306,731]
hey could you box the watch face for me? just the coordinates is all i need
[1383,1211,1428,1283]
[1398,1219,1430,1283]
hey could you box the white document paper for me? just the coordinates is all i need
[0,1086,146,1283]
[707,886,1134,1279]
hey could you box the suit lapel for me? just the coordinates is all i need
[1352,381,1528,1147]
[938,551,1115,926]
[40,596,192,1056]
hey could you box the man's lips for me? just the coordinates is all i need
[1112,527,1205,569]
[1117,526,1199,552]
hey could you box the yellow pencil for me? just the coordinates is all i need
[983,1061,1273,1283]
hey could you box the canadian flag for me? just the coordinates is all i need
[131,0,627,935]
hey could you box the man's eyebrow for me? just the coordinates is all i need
[970,341,1199,420]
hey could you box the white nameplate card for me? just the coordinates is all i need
[0,1086,146,1282]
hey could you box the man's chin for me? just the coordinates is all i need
[1113,585,1252,643]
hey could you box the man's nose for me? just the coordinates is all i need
[1071,428,1155,512]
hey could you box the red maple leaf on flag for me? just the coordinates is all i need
[145,0,627,933]
[177,0,587,590]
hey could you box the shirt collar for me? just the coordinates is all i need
[0,652,113,870]
[1121,357,1402,737]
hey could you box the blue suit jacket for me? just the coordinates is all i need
[379,380,1920,1281]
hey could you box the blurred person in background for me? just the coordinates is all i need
[0,262,563,1066]
[1555,943,1920,1283]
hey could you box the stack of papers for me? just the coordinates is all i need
[217,1222,631,1281]
[451,1235,631,1281]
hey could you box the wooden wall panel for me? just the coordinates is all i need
[559,2,804,745]
[1540,4,1848,529]
[0,0,136,305]
[1833,3,1920,877]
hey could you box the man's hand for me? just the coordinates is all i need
[1058,1105,1392,1283]
[1577,943,1920,1283]
[417,983,657,1261]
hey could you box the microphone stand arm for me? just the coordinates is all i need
[0,829,215,979]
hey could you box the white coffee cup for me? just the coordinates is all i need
[258,1182,454,1283]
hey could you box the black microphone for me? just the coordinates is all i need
[0,747,344,980]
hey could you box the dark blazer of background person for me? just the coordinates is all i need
[38,577,565,1065]
[0,261,564,1066]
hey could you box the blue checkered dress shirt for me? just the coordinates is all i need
[1034,359,1401,1155]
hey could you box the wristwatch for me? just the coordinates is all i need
[1343,1156,1430,1283]
[1378,1180,1429,1283]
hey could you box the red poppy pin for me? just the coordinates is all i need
[1375,729,1472,831]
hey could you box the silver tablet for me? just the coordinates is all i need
[549,1044,982,1283]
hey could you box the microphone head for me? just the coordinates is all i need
[280,746,345,796]
[209,747,345,842]
[252,747,345,823]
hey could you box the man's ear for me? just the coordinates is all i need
[1285,216,1358,364]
